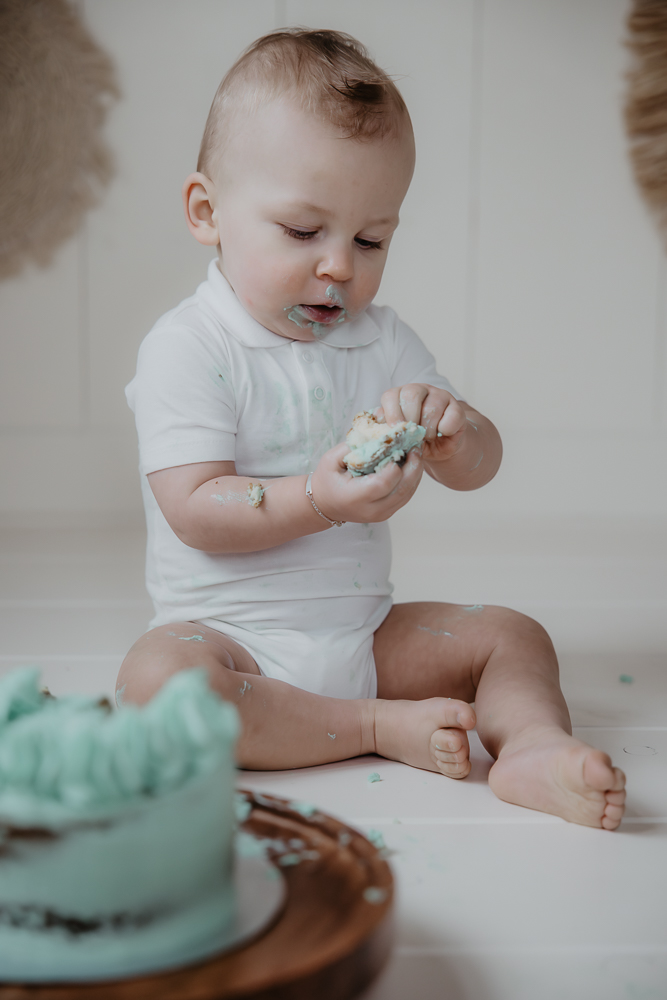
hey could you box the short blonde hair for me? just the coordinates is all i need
[197,28,411,176]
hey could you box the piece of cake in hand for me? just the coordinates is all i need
[0,667,239,982]
[344,410,426,476]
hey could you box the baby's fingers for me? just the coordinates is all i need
[361,456,404,497]
[388,448,423,496]
[365,448,420,501]
[320,441,355,472]
[380,384,429,426]
[437,398,467,438]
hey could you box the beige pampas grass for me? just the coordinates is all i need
[626,0,667,239]
[0,0,118,280]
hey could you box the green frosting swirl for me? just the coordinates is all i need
[0,668,238,821]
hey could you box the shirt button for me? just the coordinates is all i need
[313,386,325,400]
[302,351,314,363]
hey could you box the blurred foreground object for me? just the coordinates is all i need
[0,0,118,280]
[626,0,667,241]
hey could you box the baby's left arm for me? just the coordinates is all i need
[377,383,502,491]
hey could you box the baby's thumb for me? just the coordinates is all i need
[321,441,351,471]
[403,446,424,475]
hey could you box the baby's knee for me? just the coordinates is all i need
[117,623,247,708]
[116,623,211,706]
[482,605,555,652]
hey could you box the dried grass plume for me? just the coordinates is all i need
[0,0,118,280]
[626,0,667,240]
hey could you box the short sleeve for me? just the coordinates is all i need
[371,306,465,400]
[126,324,237,475]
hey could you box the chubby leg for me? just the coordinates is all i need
[373,602,626,830]
[116,622,471,772]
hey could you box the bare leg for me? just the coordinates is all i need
[373,602,626,830]
[116,622,472,771]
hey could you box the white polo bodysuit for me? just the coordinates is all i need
[126,260,461,699]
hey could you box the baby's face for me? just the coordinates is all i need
[209,97,415,341]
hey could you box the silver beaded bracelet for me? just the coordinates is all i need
[306,472,345,527]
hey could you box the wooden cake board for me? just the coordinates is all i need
[0,789,394,1000]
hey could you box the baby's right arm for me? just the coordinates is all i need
[148,444,423,553]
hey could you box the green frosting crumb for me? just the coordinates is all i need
[619,674,634,684]
[290,800,318,818]
[363,886,388,904]
[367,828,386,851]
[234,793,252,824]
[277,852,301,867]
[367,771,381,783]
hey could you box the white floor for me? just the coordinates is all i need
[1,519,666,1000]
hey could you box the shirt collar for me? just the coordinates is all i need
[198,258,381,350]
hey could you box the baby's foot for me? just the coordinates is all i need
[488,727,626,830]
[373,698,476,779]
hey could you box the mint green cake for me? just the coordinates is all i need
[344,410,426,476]
[0,667,239,982]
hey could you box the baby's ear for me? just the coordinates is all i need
[182,172,219,246]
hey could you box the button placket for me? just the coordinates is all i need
[293,341,335,466]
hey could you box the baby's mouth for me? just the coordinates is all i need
[297,303,344,325]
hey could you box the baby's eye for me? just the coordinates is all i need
[355,237,383,251]
[281,225,317,241]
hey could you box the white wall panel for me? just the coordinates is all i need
[83,0,276,428]
[402,430,667,517]
[0,430,141,514]
[286,0,476,393]
[659,262,667,429]
[0,239,81,428]
[473,0,662,432]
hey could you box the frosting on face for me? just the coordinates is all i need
[0,668,239,826]
[325,285,345,308]
[284,284,348,339]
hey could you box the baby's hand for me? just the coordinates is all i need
[377,383,467,464]
[310,442,423,524]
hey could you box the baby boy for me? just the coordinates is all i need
[121,29,625,829]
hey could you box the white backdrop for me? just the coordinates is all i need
[1,0,665,523]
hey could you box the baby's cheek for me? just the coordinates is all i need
[352,263,385,313]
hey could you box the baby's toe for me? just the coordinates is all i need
[431,728,471,780]
[583,751,623,792]
[433,745,468,764]
[432,728,468,754]
[610,766,626,792]
[601,787,626,831]
[601,803,625,830]
[436,757,471,779]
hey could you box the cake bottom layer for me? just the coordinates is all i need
[0,848,285,983]
[0,884,236,982]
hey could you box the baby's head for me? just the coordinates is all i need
[183,29,415,342]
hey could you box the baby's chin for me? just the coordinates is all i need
[253,306,354,342]
[272,323,319,342]
[243,307,318,341]
[238,293,361,340]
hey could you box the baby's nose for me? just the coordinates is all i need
[316,246,354,283]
